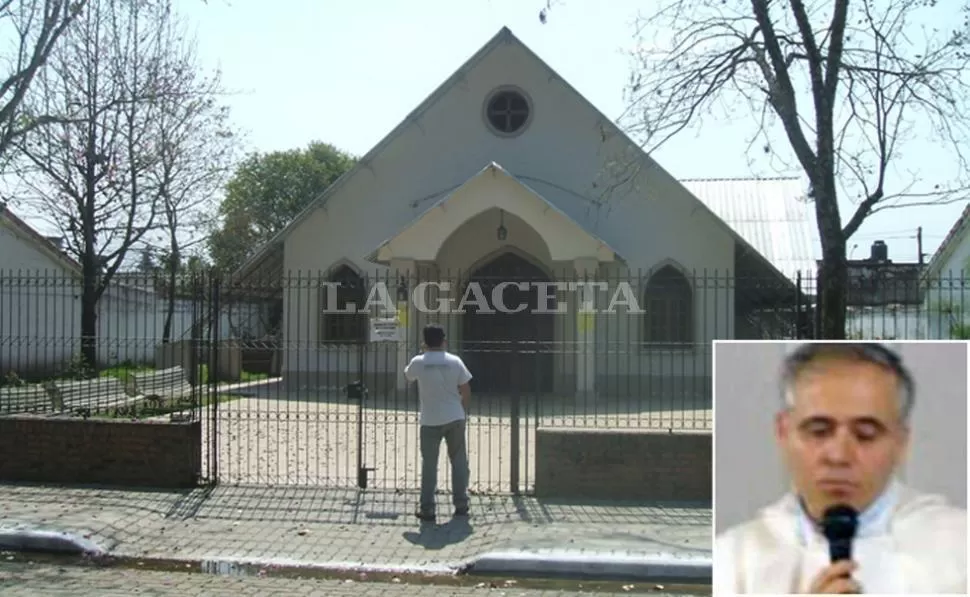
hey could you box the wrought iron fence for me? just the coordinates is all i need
[1,267,968,492]
[0,270,211,421]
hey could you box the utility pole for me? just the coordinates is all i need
[917,227,924,265]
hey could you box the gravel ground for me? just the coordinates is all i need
[201,395,711,490]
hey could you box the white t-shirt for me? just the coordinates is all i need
[404,349,472,426]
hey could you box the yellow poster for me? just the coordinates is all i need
[397,303,408,329]
[577,312,594,333]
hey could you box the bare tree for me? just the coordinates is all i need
[146,20,237,343]
[12,0,195,370]
[544,0,970,338]
[0,0,86,165]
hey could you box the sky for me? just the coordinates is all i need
[18,0,970,265]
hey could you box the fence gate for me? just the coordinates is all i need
[201,315,538,494]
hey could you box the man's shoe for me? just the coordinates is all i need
[415,508,436,523]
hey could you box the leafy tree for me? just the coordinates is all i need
[208,141,356,274]
[542,0,970,339]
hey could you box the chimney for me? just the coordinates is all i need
[870,240,888,262]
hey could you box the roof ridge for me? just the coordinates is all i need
[923,201,970,278]
[681,176,804,182]
[0,205,82,274]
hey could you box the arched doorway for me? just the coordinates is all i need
[461,251,555,394]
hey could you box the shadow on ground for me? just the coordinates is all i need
[0,482,711,529]
[224,380,712,422]
[403,518,474,549]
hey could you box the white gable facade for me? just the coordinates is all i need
[0,209,80,377]
[240,28,803,397]
[920,204,970,338]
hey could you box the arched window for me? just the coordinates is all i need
[643,265,693,347]
[320,265,368,344]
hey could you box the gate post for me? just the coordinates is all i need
[209,272,221,483]
[510,340,521,494]
[348,315,375,489]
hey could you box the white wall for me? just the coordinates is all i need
[922,224,970,338]
[1,215,273,377]
[845,306,929,340]
[0,270,269,376]
[0,221,78,376]
[280,36,737,375]
[96,284,269,366]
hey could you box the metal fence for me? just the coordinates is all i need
[1,267,968,493]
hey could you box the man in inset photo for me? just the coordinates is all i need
[714,342,967,594]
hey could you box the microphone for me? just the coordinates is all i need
[821,504,858,562]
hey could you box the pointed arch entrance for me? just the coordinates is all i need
[461,250,555,394]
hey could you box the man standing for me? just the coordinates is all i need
[714,342,967,594]
[404,323,472,523]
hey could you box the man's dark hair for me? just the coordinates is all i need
[423,323,446,348]
[780,342,916,422]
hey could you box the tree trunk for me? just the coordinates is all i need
[817,251,848,339]
[80,261,99,375]
[812,177,848,340]
[162,287,176,343]
[80,134,100,374]
[162,249,179,343]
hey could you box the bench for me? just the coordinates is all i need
[50,377,139,416]
[0,385,55,415]
[131,366,195,409]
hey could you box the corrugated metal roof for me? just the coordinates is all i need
[682,177,821,277]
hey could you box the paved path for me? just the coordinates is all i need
[0,560,710,596]
[0,483,711,582]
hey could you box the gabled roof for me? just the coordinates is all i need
[682,177,818,276]
[364,161,622,264]
[233,26,806,286]
[923,201,970,279]
[0,205,81,275]
[234,27,526,279]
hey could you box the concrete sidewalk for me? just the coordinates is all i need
[0,483,711,583]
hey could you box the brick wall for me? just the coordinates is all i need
[535,428,711,503]
[0,417,201,488]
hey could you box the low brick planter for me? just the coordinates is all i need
[535,427,711,503]
[0,416,201,488]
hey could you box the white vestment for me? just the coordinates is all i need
[714,481,967,594]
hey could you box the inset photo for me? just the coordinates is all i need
[712,341,968,595]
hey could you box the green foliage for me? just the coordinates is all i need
[208,141,357,274]
[64,353,97,380]
[950,323,970,339]
[3,371,25,387]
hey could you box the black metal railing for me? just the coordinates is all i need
[2,267,968,492]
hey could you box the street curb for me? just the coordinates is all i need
[0,528,106,557]
[0,526,712,584]
[464,550,712,582]
[196,555,459,577]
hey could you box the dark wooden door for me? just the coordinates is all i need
[461,252,554,394]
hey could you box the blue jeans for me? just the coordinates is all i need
[419,418,469,514]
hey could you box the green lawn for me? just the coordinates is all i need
[97,364,271,386]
